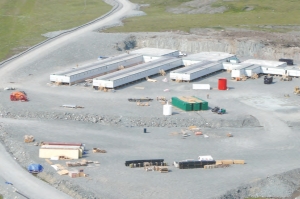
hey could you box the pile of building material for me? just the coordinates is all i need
[69,169,87,178]
[66,160,88,167]
[215,160,245,165]
[39,142,84,159]
[144,164,169,173]
[125,159,165,168]
[24,135,34,143]
[92,148,107,153]
[204,164,230,169]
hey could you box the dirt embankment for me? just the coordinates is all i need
[134,30,300,62]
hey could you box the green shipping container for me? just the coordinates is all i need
[193,102,201,111]
[171,97,193,111]
[193,96,209,110]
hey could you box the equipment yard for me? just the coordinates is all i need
[1,1,300,199]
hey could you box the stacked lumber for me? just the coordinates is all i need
[92,148,107,153]
[216,160,245,165]
[204,164,230,169]
[24,135,34,143]
[66,160,88,167]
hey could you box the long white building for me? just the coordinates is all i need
[93,57,182,88]
[50,53,144,85]
[170,61,223,81]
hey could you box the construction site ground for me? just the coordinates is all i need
[1,32,300,199]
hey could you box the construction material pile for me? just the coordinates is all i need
[92,148,107,153]
[24,135,34,143]
[10,91,28,101]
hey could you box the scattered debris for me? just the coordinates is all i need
[4,87,15,90]
[128,97,153,102]
[24,135,34,143]
[284,94,290,97]
[195,132,202,135]
[227,133,233,137]
[92,148,107,153]
[164,89,169,92]
[66,160,88,167]
[45,159,53,165]
[69,169,87,178]
[251,73,259,79]
[57,170,69,175]
[137,102,149,106]
[159,69,166,76]
[61,105,84,109]
[294,86,300,95]
[146,77,157,82]
[280,75,292,81]
[204,134,209,138]
[162,77,168,82]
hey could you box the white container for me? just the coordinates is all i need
[198,155,213,161]
[163,103,172,116]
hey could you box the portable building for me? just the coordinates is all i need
[231,63,254,78]
[183,52,236,62]
[50,54,144,85]
[93,57,182,88]
[243,59,287,67]
[130,48,179,57]
[170,61,223,81]
[39,145,83,159]
[245,65,262,76]
[286,68,300,77]
[261,66,286,76]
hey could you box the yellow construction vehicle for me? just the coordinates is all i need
[294,86,300,95]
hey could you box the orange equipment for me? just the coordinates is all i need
[10,91,28,102]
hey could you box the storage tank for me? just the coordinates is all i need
[218,78,227,90]
[163,102,172,116]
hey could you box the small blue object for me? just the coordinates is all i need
[27,164,44,173]
[5,181,13,185]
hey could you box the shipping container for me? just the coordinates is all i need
[193,97,208,110]
[178,160,216,169]
[171,97,193,111]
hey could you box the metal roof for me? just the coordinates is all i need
[130,48,179,57]
[243,59,287,67]
[96,57,180,81]
[171,61,213,73]
[52,54,142,76]
[184,52,235,62]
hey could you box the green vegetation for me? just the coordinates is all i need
[0,0,112,61]
[106,0,300,33]
[0,194,2,199]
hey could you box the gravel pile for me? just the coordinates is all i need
[0,109,260,128]
[218,169,300,199]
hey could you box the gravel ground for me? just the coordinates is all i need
[1,12,300,199]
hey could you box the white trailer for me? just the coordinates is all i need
[231,63,253,78]
[286,68,300,77]
[245,65,262,76]
[261,66,286,75]
[50,54,143,85]
[93,57,182,88]
[170,61,222,81]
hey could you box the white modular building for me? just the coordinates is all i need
[242,59,287,67]
[130,48,179,57]
[183,52,237,63]
[245,65,262,76]
[286,67,300,77]
[50,54,144,85]
[260,66,286,76]
[93,57,182,88]
[231,63,254,78]
[170,61,223,81]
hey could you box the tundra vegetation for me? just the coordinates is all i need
[0,0,111,61]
